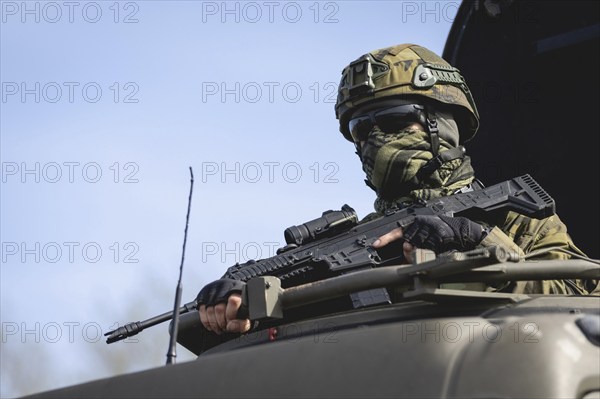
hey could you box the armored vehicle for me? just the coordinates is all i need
[24,1,599,398]
[25,246,600,398]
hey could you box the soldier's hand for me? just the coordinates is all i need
[372,215,487,261]
[372,228,415,263]
[196,279,252,335]
[403,215,487,253]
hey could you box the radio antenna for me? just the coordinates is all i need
[166,167,194,365]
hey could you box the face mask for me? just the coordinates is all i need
[360,125,474,203]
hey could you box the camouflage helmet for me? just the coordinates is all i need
[335,44,480,142]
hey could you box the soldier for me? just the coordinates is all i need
[197,44,596,336]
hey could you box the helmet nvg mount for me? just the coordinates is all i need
[335,44,480,143]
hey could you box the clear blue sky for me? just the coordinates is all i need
[1,1,460,396]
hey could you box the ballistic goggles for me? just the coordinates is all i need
[348,104,427,142]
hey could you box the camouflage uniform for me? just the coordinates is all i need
[336,44,597,295]
[481,212,595,294]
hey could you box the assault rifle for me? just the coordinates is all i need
[221,174,554,282]
[105,174,554,343]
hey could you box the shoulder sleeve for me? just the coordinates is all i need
[500,211,584,260]
[497,211,597,294]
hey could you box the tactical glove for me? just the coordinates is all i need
[196,278,245,307]
[403,215,488,254]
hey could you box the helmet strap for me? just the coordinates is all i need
[416,108,466,181]
[426,111,440,157]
